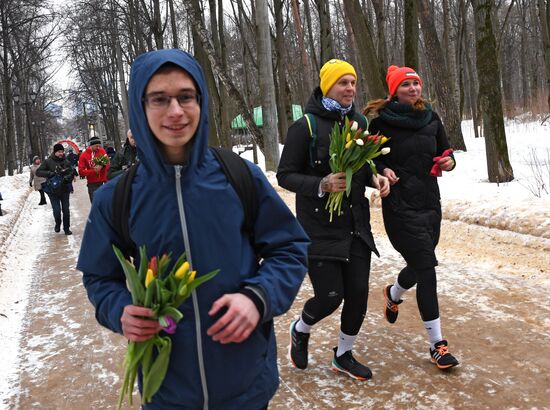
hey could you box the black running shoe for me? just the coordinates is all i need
[383,285,402,324]
[331,347,372,380]
[54,224,61,233]
[430,340,459,369]
[64,229,72,235]
[288,319,309,369]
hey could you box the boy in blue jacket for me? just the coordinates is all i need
[77,49,309,409]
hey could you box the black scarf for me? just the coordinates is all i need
[379,101,433,130]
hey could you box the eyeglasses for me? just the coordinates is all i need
[143,92,201,109]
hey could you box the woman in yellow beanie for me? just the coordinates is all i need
[364,65,459,370]
[277,59,390,380]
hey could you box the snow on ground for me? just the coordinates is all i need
[0,119,548,405]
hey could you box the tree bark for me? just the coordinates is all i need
[403,0,419,70]
[182,0,265,150]
[291,0,312,104]
[537,0,550,111]
[274,0,289,142]
[471,0,514,182]
[255,0,279,170]
[418,0,466,151]
[316,0,334,64]
[342,0,386,99]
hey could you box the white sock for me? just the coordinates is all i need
[424,318,443,349]
[295,315,312,334]
[390,281,407,302]
[336,331,357,357]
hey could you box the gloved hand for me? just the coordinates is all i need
[29,182,33,187]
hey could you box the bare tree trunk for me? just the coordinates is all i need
[418,0,466,151]
[168,0,179,48]
[316,0,334,63]
[291,0,312,103]
[371,0,388,70]
[537,0,550,111]
[343,0,386,99]
[274,0,289,142]
[303,0,319,73]
[182,0,265,149]
[1,6,15,176]
[256,0,279,170]
[403,0,419,69]
[471,0,514,182]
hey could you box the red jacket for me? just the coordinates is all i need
[78,147,110,184]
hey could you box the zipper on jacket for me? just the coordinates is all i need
[174,165,209,410]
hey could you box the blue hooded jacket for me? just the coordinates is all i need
[77,49,309,409]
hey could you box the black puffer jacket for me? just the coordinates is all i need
[368,103,454,269]
[277,87,378,261]
[107,141,138,180]
[36,153,75,194]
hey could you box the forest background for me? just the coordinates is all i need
[1,0,549,180]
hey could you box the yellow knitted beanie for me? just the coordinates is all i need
[319,59,357,96]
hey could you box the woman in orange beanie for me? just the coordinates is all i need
[364,65,459,370]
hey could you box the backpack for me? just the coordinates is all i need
[112,147,258,257]
[304,112,368,168]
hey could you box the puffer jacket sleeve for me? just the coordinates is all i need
[277,119,323,197]
[107,152,124,180]
[77,185,133,334]
[242,165,309,321]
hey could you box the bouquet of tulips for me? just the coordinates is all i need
[326,118,390,222]
[93,154,110,166]
[112,244,219,409]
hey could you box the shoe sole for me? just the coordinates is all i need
[431,357,459,369]
[330,362,370,381]
[383,286,397,324]
[288,320,306,370]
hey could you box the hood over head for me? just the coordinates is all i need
[128,49,209,177]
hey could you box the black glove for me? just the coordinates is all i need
[30,182,33,187]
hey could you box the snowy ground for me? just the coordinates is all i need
[0,118,549,407]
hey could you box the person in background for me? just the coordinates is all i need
[107,129,138,180]
[36,144,74,235]
[78,136,110,202]
[29,156,47,205]
[365,65,459,370]
[106,146,116,160]
[277,59,390,380]
[77,49,309,409]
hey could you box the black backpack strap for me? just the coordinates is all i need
[304,113,318,168]
[112,162,140,257]
[210,147,258,243]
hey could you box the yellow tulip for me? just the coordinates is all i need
[174,261,190,279]
[145,268,155,288]
[345,140,353,149]
[346,133,351,142]
[187,270,197,284]
[380,136,389,144]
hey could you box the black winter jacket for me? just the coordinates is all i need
[36,153,75,194]
[277,87,379,261]
[107,142,137,180]
[368,106,454,269]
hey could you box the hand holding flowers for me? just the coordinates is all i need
[93,154,110,167]
[113,245,219,409]
[325,118,390,222]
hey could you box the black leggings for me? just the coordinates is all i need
[302,238,372,336]
[397,266,439,321]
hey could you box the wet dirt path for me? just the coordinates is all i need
[5,181,550,409]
